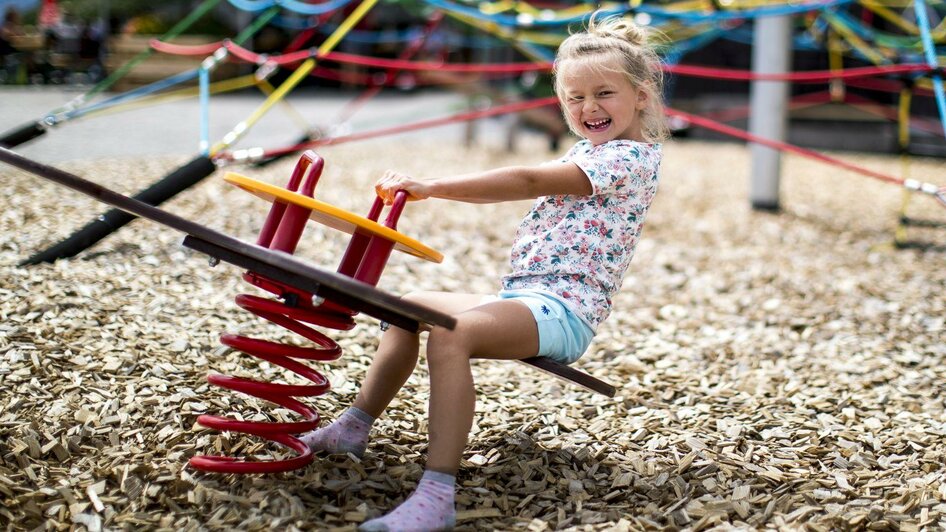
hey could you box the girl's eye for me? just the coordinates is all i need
[568,97,583,103]
[598,91,613,97]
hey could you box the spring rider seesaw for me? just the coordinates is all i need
[0,146,455,470]
[0,146,613,476]
[187,151,447,473]
[187,151,615,474]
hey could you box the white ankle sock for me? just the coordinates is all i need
[359,470,456,531]
[298,407,375,457]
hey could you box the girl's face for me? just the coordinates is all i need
[558,56,647,145]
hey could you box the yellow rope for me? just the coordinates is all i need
[446,10,563,52]
[209,0,380,156]
[828,29,846,102]
[255,78,312,132]
[824,13,892,64]
[898,87,912,150]
[658,0,713,12]
[78,75,260,119]
[895,86,913,245]
[473,0,620,18]
[477,0,518,15]
[860,0,918,35]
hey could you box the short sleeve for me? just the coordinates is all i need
[569,141,659,195]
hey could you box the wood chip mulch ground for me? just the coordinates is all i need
[1,137,945,531]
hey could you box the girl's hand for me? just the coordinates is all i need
[375,170,433,205]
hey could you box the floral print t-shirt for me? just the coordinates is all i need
[501,139,662,331]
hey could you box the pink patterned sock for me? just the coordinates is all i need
[359,471,456,532]
[298,407,374,458]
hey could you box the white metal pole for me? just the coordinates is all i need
[748,15,792,211]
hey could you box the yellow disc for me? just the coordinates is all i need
[224,172,443,263]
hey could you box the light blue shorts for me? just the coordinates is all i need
[498,289,595,365]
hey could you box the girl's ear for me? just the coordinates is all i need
[636,88,648,110]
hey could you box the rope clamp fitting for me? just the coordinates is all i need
[229,147,266,164]
[201,47,229,71]
[256,60,278,81]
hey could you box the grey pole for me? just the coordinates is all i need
[748,15,792,211]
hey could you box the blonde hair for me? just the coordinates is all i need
[553,14,669,142]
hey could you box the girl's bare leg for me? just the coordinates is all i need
[359,300,539,531]
[302,292,488,456]
[425,300,540,474]
[353,291,489,418]
[351,325,420,419]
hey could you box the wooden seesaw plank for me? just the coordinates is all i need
[518,357,616,397]
[0,146,455,333]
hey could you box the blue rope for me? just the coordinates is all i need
[723,23,838,53]
[61,68,201,120]
[226,0,277,13]
[199,67,211,156]
[913,0,946,137]
[226,0,355,15]
[422,0,627,27]
[828,9,878,42]
[664,29,727,65]
[270,14,516,48]
[637,0,853,23]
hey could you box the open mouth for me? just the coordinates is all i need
[584,118,611,132]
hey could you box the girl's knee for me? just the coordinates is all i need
[381,324,422,350]
[426,326,472,365]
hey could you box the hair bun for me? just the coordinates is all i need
[589,16,647,46]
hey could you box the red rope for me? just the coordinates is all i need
[842,92,945,136]
[700,90,833,123]
[336,13,444,125]
[283,12,336,53]
[309,64,516,85]
[221,96,559,160]
[151,38,936,87]
[666,106,909,187]
[845,77,936,97]
[215,41,938,83]
[666,63,933,82]
[150,39,223,56]
[145,37,506,86]
[698,90,946,137]
[212,91,943,205]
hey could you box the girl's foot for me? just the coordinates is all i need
[359,471,456,531]
[298,407,374,457]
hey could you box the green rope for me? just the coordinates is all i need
[233,6,280,45]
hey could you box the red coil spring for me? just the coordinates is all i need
[189,289,354,473]
[188,151,404,474]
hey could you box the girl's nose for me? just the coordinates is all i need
[582,99,599,113]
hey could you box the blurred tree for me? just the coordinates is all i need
[58,0,194,22]
[50,0,231,35]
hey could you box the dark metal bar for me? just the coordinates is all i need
[0,121,47,149]
[894,240,946,252]
[20,155,217,265]
[900,216,946,229]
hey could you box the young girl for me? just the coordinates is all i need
[302,14,668,531]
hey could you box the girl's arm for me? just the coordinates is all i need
[375,163,592,204]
